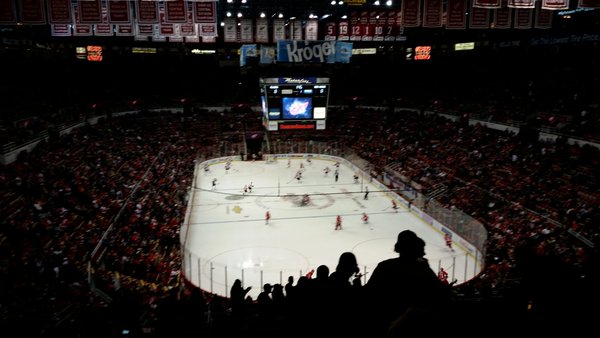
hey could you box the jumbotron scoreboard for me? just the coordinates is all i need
[260,77,330,131]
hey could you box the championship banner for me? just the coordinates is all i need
[108,0,131,24]
[223,17,237,42]
[401,0,421,27]
[77,0,101,24]
[273,19,285,42]
[255,18,269,43]
[291,19,303,40]
[193,1,215,23]
[423,0,443,28]
[136,0,158,24]
[305,19,318,41]
[447,0,468,29]
[470,2,490,28]
[534,5,553,28]
[493,5,512,28]
[541,0,569,9]
[240,18,253,42]
[277,40,352,64]
[165,0,187,23]
[20,0,46,24]
[514,8,533,28]
[0,0,16,24]
[47,0,72,24]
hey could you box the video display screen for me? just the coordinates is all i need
[282,97,313,119]
[260,77,329,130]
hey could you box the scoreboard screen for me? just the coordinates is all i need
[260,77,330,131]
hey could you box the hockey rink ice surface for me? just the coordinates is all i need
[183,157,481,299]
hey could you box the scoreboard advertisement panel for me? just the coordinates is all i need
[260,77,330,131]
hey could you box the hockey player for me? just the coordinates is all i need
[225,162,231,174]
[324,166,330,176]
[203,164,210,174]
[212,178,217,190]
[438,267,449,284]
[335,215,342,230]
[287,158,291,168]
[295,170,303,183]
[444,233,454,252]
[248,182,254,193]
[265,211,271,225]
[364,186,369,200]
[362,212,369,224]
[353,174,359,183]
[301,194,310,206]
[392,200,399,212]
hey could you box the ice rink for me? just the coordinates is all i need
[181,156,482,299]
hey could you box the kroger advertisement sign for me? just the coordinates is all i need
[277,40,353,64]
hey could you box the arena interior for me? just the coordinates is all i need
[1,1,599,337]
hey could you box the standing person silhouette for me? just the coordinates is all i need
[327,252,364,336]
[364,230,453,337]
[229,279,251,329]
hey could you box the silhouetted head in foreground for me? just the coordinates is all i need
[394,230,426,258]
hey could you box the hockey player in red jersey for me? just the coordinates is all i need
[335,215,342,230]
[391,200,399,212]
[438,267,449,284]
[444,233,454,252]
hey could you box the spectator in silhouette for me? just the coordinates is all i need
[327,252,365,336]
[365,230,453,337]
[256,283,274,321]
[230,279,251,329]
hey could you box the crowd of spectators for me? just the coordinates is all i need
[1,102,598,336]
